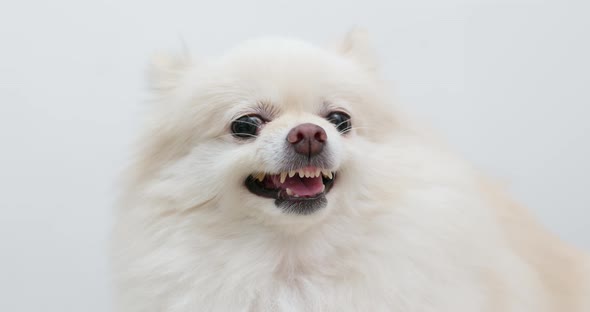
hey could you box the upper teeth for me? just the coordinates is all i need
[253,169,334,183]
[254,172,266,182]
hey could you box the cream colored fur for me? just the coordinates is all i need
[112,30,590,311]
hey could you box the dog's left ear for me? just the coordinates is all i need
[338,28,378,72]
[148,52,191,94]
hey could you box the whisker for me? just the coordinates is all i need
[214,133,259,140]
[347,126,373,131]
[333,120,350,129]
[231,120,262,127]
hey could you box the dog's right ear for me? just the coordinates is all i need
[337,28,378,72]
[148,53,191,93]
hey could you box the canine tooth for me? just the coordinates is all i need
[289,170,296,178]
[286,188,293,196]
[255,173,265,181]
[326,171,333,179]
[293,194,299,198]
[280,172,287,183]
[320,185,325,192]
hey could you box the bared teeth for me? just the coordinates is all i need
[280,172,287,184]
[320,184,325,192]
[286,188,293,196]
[253,170,334,184]
[258,169,334,181]
[255,173,265,181]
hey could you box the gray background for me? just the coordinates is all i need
[1,0,588,311]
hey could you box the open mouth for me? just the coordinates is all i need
[245,166,336,214]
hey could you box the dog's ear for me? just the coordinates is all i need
[338,28,378,72]
[148,53,191,93]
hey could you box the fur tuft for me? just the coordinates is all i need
[337,28,379,72]
[147,52,191,93]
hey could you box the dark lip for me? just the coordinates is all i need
[244,173,336,214]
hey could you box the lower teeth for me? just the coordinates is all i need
[284,186,326,198]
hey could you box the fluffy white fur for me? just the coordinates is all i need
[112,30,590,311]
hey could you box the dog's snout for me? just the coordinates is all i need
[287,123,327,157]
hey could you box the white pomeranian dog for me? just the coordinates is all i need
[112,30,590,311]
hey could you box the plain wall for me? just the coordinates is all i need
[0,0,588,311]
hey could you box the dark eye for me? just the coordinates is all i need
[231,115,263,139]
[326,111,352,134]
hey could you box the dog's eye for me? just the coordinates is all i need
[326,112,352,134]
[231,115,263,139]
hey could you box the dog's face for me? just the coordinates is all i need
[233,100,346,215]
[139,31,398,228]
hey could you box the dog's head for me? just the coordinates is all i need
[134,31,400,228]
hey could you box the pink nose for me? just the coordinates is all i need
[286,123,327,157]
